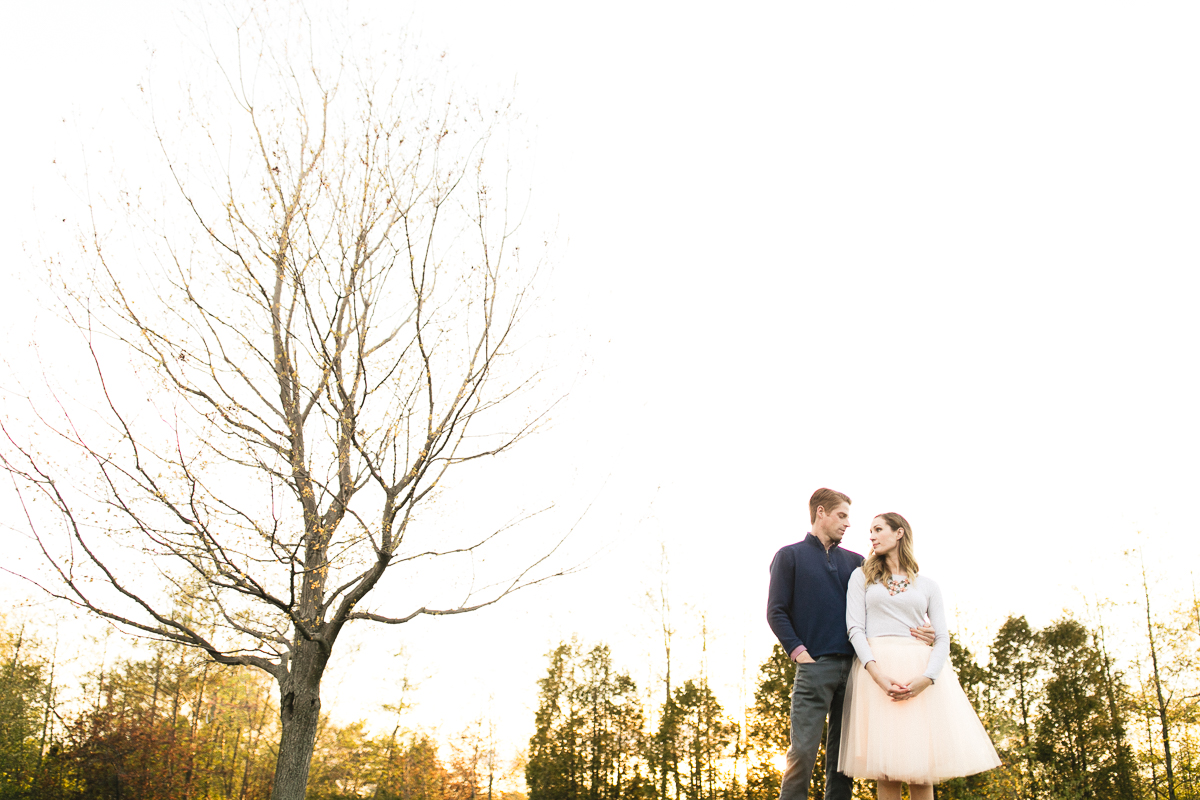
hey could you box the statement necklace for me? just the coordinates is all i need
[885,575,911,596]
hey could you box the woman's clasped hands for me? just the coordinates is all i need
[865,662,933,702]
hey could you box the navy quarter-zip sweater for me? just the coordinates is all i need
[767,533,864,658]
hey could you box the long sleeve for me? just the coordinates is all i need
[767,546,803,655]
[845,568,875,664]
[923,578,951,679]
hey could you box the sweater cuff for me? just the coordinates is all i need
[789,645,807,661]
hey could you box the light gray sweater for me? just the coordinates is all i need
[845,567,950,680]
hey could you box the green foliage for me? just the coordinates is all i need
[529,641,736,800]
[1132,597,1200,800]
[937,636,995,800]
[528,643,584,800]
[528,642,647,800]
[743,645,791,800]
[950,634,990,711]
[746,645,791,758]
[0,625,49,799]
[660,680,737,800]
[987,614,1042,797]
[818,613,1148,800]
[521,608,1200,800]
[15,596,1200,800]
[936,613,1143,800]
[1034,617,1134,799]
[0,612,514,800]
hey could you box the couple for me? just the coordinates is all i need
[767,488,1000,800]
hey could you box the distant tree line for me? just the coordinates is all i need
[528,605,1200,800]
[4,588,1196,800]
[0,616,520,800]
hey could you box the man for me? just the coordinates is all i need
[767,488,932,800]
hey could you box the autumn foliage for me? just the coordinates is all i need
[0,618,516,800]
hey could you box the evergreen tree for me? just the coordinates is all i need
[937,635,1000,800]
[576,646,646,800]
[667,680,736,800]
[744,646,791,800]
[1034,616,1134,799]
[529,642,646,800]
[989,615,1043,798]
[529,643,584,800]
[653,692,681,800]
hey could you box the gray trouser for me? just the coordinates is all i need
[779,654,853,800]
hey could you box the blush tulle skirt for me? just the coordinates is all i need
[838,637,1001,785]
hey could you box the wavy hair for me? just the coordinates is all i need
[862,512,919,586]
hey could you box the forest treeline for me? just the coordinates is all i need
[526,605,1200,800]
[0,617,521,800]
[2,597,1197,800]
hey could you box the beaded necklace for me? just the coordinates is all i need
[885,574,911,596]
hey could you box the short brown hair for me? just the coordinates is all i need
[809,488,851,523]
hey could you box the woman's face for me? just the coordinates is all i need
[868,516,903,558]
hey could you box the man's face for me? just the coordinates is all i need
[814,502,850,544]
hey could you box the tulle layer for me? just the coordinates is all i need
[838,637,1001,785]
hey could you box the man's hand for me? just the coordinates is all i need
[909,624,936,646]
[794,651,816,665]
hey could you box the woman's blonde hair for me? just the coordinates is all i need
[862,512,919,586]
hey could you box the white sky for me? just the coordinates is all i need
[2,0,1199,771]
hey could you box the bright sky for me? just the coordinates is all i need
[2,0,1199,771]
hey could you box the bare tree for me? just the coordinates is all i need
[1141,548,1178,800]
[1,8,570,799]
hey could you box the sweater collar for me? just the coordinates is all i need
[804,532,836,553]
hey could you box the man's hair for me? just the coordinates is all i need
[809,488,851,524]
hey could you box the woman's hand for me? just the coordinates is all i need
[890,675,933,701]
[864,662,908,700]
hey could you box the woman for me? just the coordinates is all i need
[839,513,1000,800]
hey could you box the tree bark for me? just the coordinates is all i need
[272,641,330,800]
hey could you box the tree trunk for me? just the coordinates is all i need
[271,640,330,800]
[1094,622,1135,798]
[1142,552,1177,800]
[39,635,58,767]
[1016,672,1034,798]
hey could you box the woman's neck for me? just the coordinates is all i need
[885,553,902,575]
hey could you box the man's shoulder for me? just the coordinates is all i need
[774,540,805,555]
[837,546,865,565]
[770,540,801,567]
